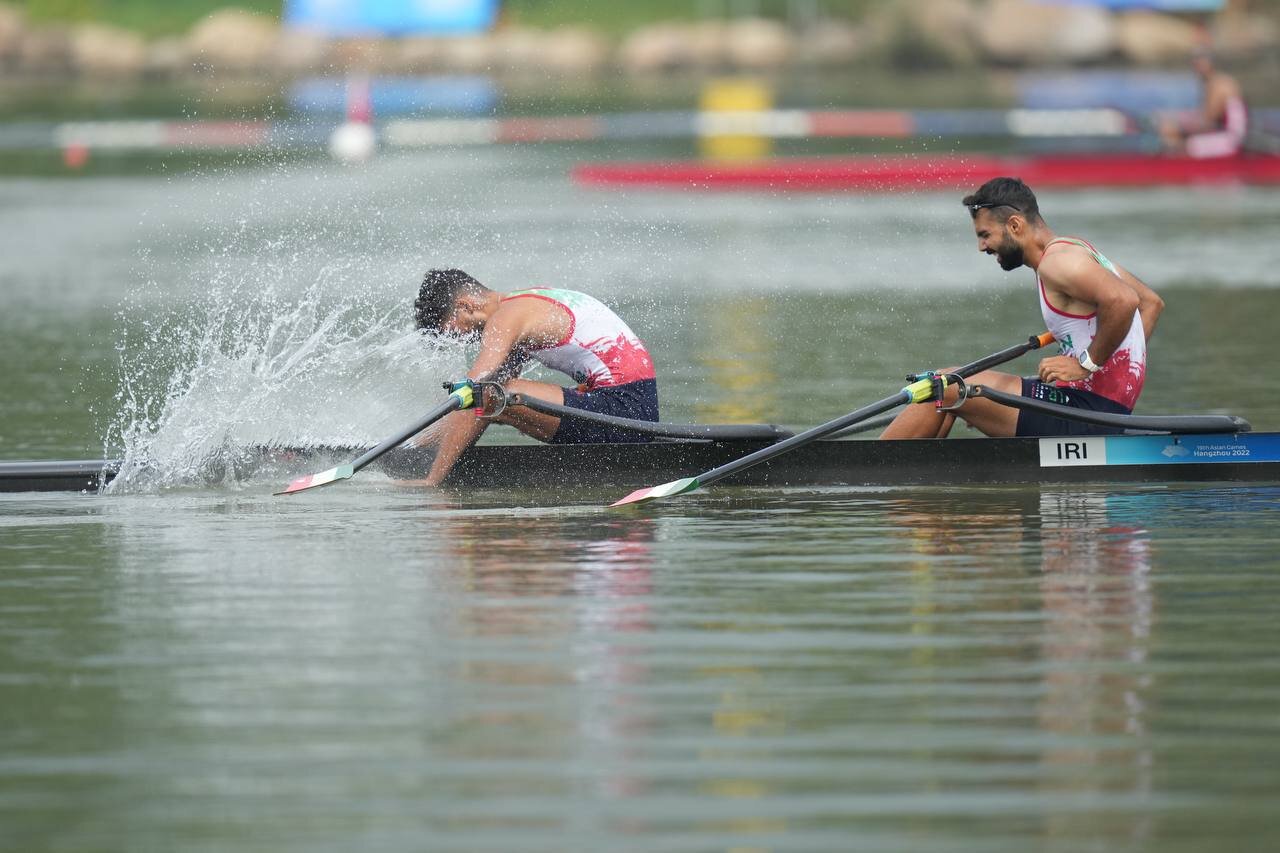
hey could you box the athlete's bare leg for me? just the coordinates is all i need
[483,378,566,442]
[880,369,1024,439]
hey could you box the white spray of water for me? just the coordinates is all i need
[106,259,466,493]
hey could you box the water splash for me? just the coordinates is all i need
[105,261,465,493]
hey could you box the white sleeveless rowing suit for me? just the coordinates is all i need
[1037,238,1146,410]
[503,288,656,389]
[1186,95,1248,159]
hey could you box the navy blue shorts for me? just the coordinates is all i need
[551,378,660,444]
[1015,378,1132,437]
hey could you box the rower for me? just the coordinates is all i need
[881,177,1164,440]
[1160,47,1248,159]
[412,269,659,485]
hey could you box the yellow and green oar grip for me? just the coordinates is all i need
[445,380,477,410]
[901,376,943,405]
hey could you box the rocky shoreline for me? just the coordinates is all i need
[0,1,1276,82]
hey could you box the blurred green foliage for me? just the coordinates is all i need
[22,1,284,36]
[21,0,882,38]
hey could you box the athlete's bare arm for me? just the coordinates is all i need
[423,299,570,485]
[1036,248,1140,384]
[464,298,567,382]
[1109,262,1164,340]
[1202,73,1241,129]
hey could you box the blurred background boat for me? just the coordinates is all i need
[571,149,1280,191]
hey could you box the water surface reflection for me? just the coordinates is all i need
[3,484,1278,849]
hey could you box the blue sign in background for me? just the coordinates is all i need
[289,76,498,116]
[286,0,500,36]
[1018,71,1201,111]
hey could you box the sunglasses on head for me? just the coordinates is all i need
[967,201,1022,214]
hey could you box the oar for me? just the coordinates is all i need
[275,382,476,495]
[610,332,1054,507]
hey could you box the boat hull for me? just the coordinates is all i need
[4,433,1279,494]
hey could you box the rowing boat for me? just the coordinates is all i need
[5,431,1279,494]
[572,152,1280,192]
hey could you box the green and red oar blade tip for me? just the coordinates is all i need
[610,476,701,508]
[275,464,355,496]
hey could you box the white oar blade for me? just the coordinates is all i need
[609,476,700,508]
[275,464,355,496]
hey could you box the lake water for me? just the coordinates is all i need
[2,144,1279,851]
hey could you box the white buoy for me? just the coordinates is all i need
[328,75,376,164]
[328,121,377,164]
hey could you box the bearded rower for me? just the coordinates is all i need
[413,269,658,486]
[881,177,1164,440]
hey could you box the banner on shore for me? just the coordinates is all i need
[1044,0,1223,8]
[286,0,500,36]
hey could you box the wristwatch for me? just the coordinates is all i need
[1078,350,1102,373]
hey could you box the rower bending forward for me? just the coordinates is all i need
[413,269,659,485]
[881,177,1164,440]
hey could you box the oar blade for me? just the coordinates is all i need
[275,464,355,496]
[610,476,700,508]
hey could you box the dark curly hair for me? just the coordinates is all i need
[414,268,486,331]
[962,177,1043,224]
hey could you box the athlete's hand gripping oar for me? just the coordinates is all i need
[610,332,1055,507]
[275,381,478,495]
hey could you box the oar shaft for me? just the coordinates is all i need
[969,384,1252,434]
[956,332,1055,377]
[510,393,793,441]
[277,384,479,496]
[698,332,1053,489]
[700,394,905,488]
[350,396,463,474]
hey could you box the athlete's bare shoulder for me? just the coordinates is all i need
[494,292,569,347]
[1211,71,1242,98]
[1037,239,1094,284]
